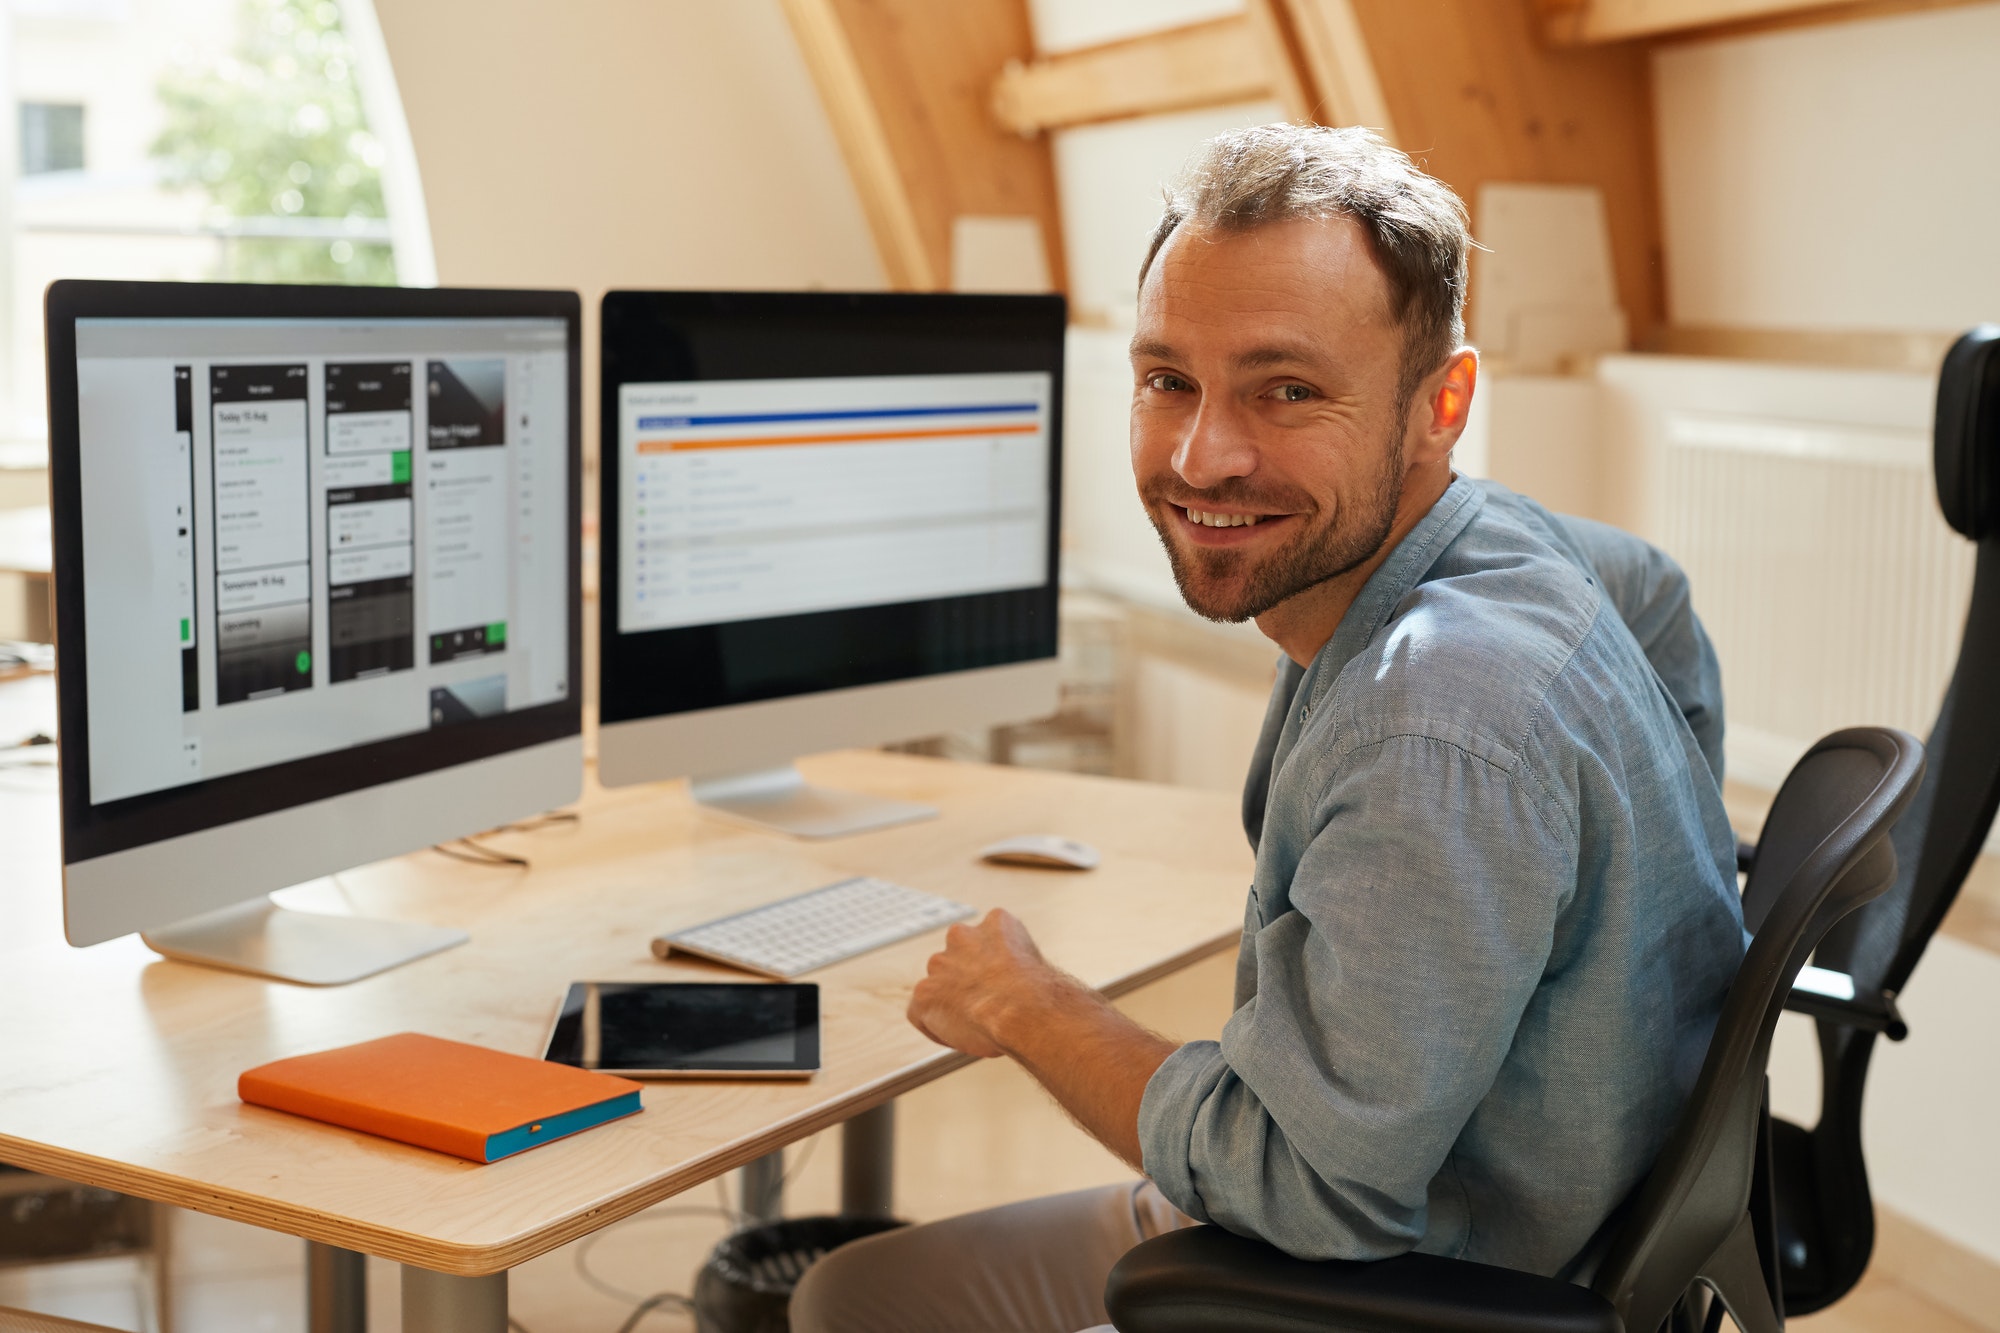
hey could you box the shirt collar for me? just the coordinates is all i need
[1299,475,1485,713]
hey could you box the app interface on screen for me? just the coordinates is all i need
[74,317,571,806]
[615,372,1052,633]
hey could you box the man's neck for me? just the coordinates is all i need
[1255,465,1455,667]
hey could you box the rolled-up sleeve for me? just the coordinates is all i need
[1138,733,1576,1259]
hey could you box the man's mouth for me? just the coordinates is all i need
[1182,507,1266,528]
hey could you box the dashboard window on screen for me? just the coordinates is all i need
[74,317,571,807]
[616,372,1052,631]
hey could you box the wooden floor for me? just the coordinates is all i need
[1792,1270,1992,1333]
[2,945,1992,1333]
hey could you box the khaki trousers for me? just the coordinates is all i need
[788,1180,1193,1333]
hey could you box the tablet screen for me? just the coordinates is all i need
[544,982,819,1075]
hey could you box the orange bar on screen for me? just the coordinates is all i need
[636,422,1040,454]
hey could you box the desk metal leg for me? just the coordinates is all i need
[307,1241,366,1333]
[149,1202,176,1333]
[841,1101,895,1218]
[402,1265,506,1333]
[740,1151,785,1224]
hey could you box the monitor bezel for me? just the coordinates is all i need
[597,289,1065,728]
[44,279,584,866]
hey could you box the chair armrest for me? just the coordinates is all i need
[1786,966,1907,1040]
[1104,1225,1619,1333]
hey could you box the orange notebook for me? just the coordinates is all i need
[239,1032,644,1164]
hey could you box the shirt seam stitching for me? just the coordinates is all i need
[1310,730,1576,850]
[1511,614,1601,847]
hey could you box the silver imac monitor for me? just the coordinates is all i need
[44,280,582,984]
[597,291,1064,837]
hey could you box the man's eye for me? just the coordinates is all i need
[1274,384,1313,403]
[1148,374,1192,393]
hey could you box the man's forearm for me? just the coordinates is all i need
[905,908,1181,1171]
[990,974,1179,1170]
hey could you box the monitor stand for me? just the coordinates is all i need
[690,765,938,839]
[141,896,468,987]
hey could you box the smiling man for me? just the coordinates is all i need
[791,125,1745,1333]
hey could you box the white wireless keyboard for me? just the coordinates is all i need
[652,876,977,979]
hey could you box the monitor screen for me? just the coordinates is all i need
[599,292,1064,724]
[47,285,581,863]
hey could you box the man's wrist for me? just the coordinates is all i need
[981,964,1089,1060]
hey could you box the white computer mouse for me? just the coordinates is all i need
[978,834,1101,871]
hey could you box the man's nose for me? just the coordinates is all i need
[1172,396,1258,490]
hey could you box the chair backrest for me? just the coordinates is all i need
[1815,325,2000,999]
[1591,727,1923,1330]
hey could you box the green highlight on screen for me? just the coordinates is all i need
[392,450,411,484]
[179,617,191,645]
[486,622,507,647]
[295,650,312,675]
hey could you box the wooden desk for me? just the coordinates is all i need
[0,718,1251,1330]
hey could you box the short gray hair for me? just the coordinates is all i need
[1140,124,1471,410]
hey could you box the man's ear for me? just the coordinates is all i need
[1414,349,1478,463]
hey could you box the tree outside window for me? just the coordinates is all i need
[151,0,396,285]
[2,0,424,448]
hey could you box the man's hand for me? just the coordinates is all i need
[908,908,1057,1058]
[906,907,1180,1171]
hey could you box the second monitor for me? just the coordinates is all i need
[598,291,1065,837]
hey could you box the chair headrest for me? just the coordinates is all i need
[1936,325,2000,539]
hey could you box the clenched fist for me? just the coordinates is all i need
[907,908,1060,1059]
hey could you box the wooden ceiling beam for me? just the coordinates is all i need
[780,0,1068,294]
[990,15,1280,137]
[988,2,1400,140]
[978,1,1666,344]
[780,0,935,290]
[1535,0,1992,45]
[1348,0,1665,343]
[1271,0,1400,135]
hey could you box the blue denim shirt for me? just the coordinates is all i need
[1137,478,1745,1279]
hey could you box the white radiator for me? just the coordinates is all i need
[1599,356,1973,790]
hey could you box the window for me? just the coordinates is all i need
[19,102,85,175]
[1,0,434,456]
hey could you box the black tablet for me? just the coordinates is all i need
[542,982,820,1078]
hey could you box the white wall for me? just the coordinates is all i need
[1647,11,2000,1263]
[374,0,887,467]
[1457,375,1604,519]
[1653,2,2000,333]
[377,0,882,297]
[1052,100,1287,331]
[1767,935,2000,1267]
[1129,653,1270,791]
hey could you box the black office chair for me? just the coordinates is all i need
[1105,725,1923,1333]
[1748,324,2000,1316]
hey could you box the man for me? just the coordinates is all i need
[792,124,1743,1333]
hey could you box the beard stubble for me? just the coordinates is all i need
[1143,430,1406,624]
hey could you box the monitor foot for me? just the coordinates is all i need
[691,766,938,839]
[141,897,468,986]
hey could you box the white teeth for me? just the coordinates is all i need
[1183,507,1263,528]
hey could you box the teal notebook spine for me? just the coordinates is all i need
[482,1090,643,1162]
